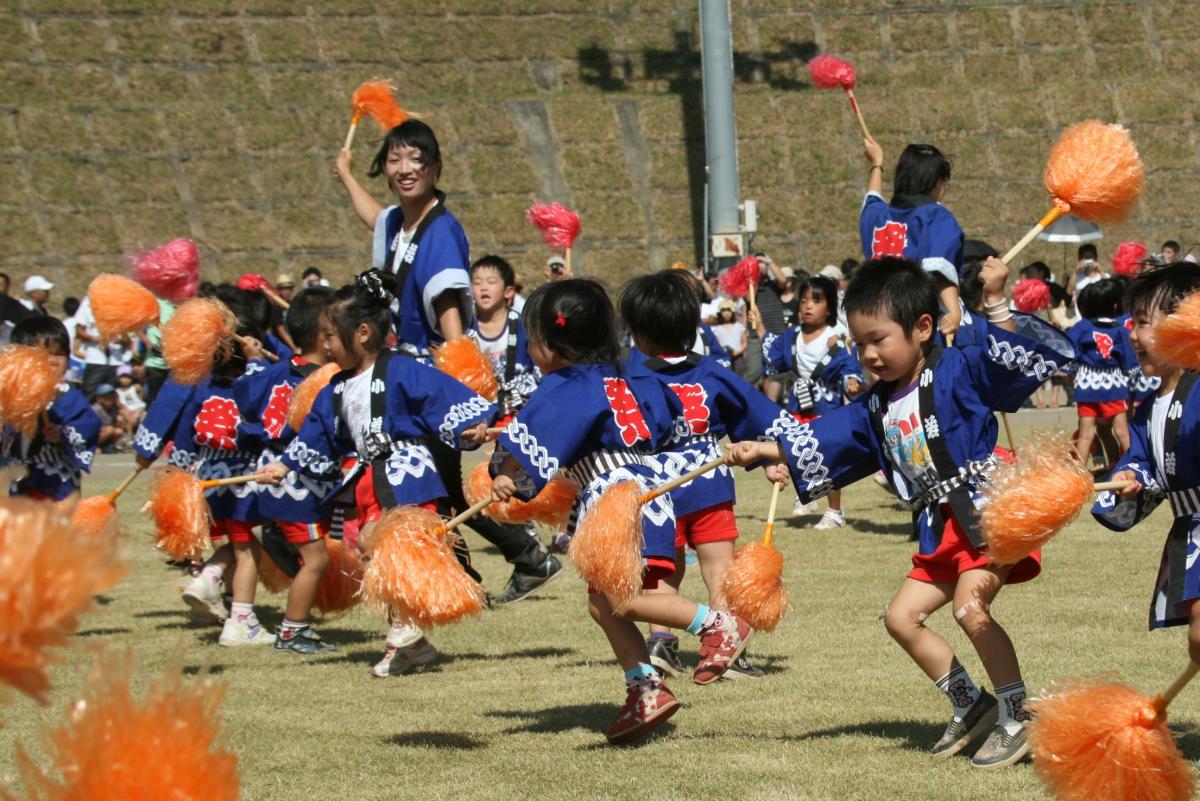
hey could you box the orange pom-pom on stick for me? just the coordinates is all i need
[145,467,210,561]
[0,345,61,437]
[161,297,236,385]
[345,79,408,150]
[0,498,127,702]
[464,460,577,527]
[980,432,1094,565]
[360,505,487,629]
[312,538,364,615]
[1148,291,1200,372]
[1003,122,1144,266]
[10,650,239,801]
[569,481,644,611]
[1030,665,1199,801]
[722,481,789,632]
[70,495,117,538]
[287,362,341,432]
[807,53,871,138]
[432,337,499,401]
[129,237,200,304]
[86,274,160,341]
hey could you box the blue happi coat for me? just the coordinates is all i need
[859,191,964,286]
[1066,317,1130,403]
[2,385,98,500]
[492,363,678,562]
[468,310,539,418]
[282,350,494,510]
[775,320,1076,562]
[625,351,797,517]
[133,378,194,461]
[372,197,472,357]
[1093,373,1200,629]
[167,373,264,522]
[762,327,862,416]
[694,324,732,370]
[1116,313,1161,404]
[236,356,338,524]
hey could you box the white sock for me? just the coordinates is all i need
[996,681,1031,734]
[230,601,255,625]
[200,563,224,584]
[936,666,981,721]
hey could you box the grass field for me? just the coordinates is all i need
[2,407,1196,801]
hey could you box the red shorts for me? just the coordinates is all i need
[907,505,1040,585]
[675,502,739,549]
[587,557,677,594]
[278,520,330,544]
[791,411,819,424]
[1078,400,1127,419]
[212,519,256,544]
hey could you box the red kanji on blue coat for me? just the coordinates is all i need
[871,221,908,258]
[194,396,239,451]
[1093,331,1115,360]
[603,377,651,446]
[262,382,292,440]
[668,383,711,435]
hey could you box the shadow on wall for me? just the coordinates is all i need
[577,34,819,267]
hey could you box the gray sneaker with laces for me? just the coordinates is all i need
[970,723,1030,768]
[931,691,997,759]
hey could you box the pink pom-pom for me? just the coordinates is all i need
[808,53,857,91]
[525,203,581,250]
[718,256,762,299]
[129,238,200,305]
[1111,241,1148,277]
[1013,278,1051,313]
[235,273,271,292]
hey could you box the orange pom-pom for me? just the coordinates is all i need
[1044,121,1145,224]
[359,506,486,629]
[145,467,210,561]
[1030,678,1194,801]
[11,650,239,801]
[313,538,364,616]
[161,298,236,385]
[351,80,408,129]
[1149,291,1200,372]
[0,345,61,437]
[287,362,341,432]
[0,498,127,702]
[721,541,789,632]
[981,432,1094,565]
[70,495,117,538]
[432,337,499,401]
[464,461,577,527]
[568,481,644,611]
[257,550,292,594]
[85,274,160,341]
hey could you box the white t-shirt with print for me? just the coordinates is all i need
[882,381,939,502]
[1150,388,1176,483]
[341,369,374,457]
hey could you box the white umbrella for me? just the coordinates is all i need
[1037,214,1103,243]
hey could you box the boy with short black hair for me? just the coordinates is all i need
[468,255,538,423]
[729,256,1077,768]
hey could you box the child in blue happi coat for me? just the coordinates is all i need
[729,257,1078,769]
[1093,264,1200,644]
[489,279,754,746]
[1066,278,1131,467]
[2,317,99,501]
[467,255,538,425]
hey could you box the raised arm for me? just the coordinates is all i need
[334,148,385,230]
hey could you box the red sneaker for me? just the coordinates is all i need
[605,679,681,745]
[693,615,753,685]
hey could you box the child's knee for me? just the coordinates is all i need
[881,604,928,640]
[954,598,995,638]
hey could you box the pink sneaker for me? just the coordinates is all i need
[605,678,681,745]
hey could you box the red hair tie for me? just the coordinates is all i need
[554,311,567,327]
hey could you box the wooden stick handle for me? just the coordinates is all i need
[761,480,783,548]
[845,89,871,140]
[1093,480,1136,492]
[486,426,504,436]
[260,287,291,311]
[565,246,572,277]
[641,456,727,503]
[440,496,493,533]
[1154,662,1200,712]
[232,334,279,362]
[200,473,267,489]
[343,114,360,151]
[1001,207,1064,265]
[1000,412,1018,458]
[108,466,143,503]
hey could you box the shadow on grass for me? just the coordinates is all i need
[182,664,226,676]
[486,702,614,734]
[76,627,131,637]
[312,645,577,669]
[135,609,189,619]
[1171,723,1200,760]
[94,594,115,606]
[785,719,945,751]
[847,518,915,537]
[385,731,489,750]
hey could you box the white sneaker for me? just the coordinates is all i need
[385,621,425,649]
[182,575,228,622]
[791,498,820,518]
[219,617,276,646]
[371,638,439,678]
[813,509,846,530]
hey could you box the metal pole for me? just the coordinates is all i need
[699,0,740,241]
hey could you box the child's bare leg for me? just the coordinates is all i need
[1074,416,1097,464]
[589,591,655,670]
[285,539,330,622]
[1187,601,1200,665]
[647,549,685,637]
[695,540,735,610]
[882,578,956,680]
[827,489,843,514]
[953,566,1018,688]
[1111,410,1131,455]
[229,539,261,605]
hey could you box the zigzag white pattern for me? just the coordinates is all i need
[61,425,93,468]
[987,335,1063,382]
[1075,366,1128,391]
[503,419,559,480]
[764,411,830,493]
[383,445,436,485]
[133,426,161,455]
[283,439,336,475]
[438,396,493,446]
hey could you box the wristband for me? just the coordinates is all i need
[869,164,883,171]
